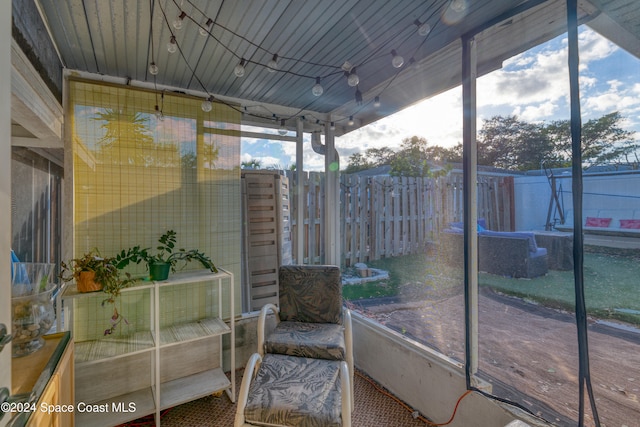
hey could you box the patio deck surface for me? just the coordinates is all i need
[120,368,432,427]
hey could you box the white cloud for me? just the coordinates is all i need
[478,48,569,110]
[583,79,640,119]
[578,29,619,62]
[513,101,559,122]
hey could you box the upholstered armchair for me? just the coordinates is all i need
[257,265,354,407]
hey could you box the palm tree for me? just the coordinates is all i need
[241,159,262,169]
[93,109,156,165]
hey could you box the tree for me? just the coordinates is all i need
[476,112,639,171]
[93,108,156,165]
[344,152,372,173]
[241,159,262,169]
[477,116,557,171]
[344,137,456,176]
[344,147,397,173]
[545,111,639,169]
[390,136,450,177]
[366,147,396,165]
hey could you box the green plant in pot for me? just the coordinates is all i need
[60,250,121,293]
[117,230,218,281]
[60,250,137,335]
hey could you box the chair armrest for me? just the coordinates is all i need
[257,303,280,357]
[234,353,263,427]
[340,360,352,427]
[343,307,354,413]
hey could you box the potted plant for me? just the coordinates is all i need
[116,230,218,281]
[60,250,138,335]
[60,250,121,293]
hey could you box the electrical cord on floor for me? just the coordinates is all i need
[355,370,472,426]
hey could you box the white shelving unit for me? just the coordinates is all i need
[60,268,235,427]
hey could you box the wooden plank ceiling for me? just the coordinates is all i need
[36,0,640,135]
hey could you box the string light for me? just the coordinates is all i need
[167,36,177,53]
[391,50,404,68]
[312,77,323,96]
[201,95,214,112]
[173,11,187,30]
[278,119,287,135]
[330,122,336,131]
[414,19,431,36]
[450,0,467,13]
[267,54,278,72]
[234,59,246,77]
[347,67,359,87]
[154,105,164,121]
[199,18,213,36]
[150,0,445,131]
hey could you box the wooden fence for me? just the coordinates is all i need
[285,171,515,266]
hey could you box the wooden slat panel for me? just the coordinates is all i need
[76,352,152,404]
[241,171,289,311]
[160,337,220,383]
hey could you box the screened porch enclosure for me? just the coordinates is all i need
[6,0,640,426]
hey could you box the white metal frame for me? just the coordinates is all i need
[59,269,235,426]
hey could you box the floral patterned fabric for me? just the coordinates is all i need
[265,321,346,360]
[244,353,344,427]
[278,265,342,324]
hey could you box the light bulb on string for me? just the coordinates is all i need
[148,62,159,75]
[267,54,278,72]
[199,18,213,36]
[329,122,336,131]
[201,96,214,112]
[374,96,381,108]
[391,50,404,68]
[234,59,246,77]
[154,105,164,121]
[278,119,287,136]
[167,36,177,53]
[173,11,186,30]
[347,67,359,87]
[348,116,354,126]
[450,0,467,13]
[312,77,323,96]
[414,19,431,36]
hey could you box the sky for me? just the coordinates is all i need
[241,26,640,172]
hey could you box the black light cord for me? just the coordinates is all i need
[567,0,601,425]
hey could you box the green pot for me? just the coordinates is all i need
[149,262,170,281]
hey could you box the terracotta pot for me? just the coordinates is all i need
[77,270,103,293]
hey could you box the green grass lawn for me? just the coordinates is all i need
[343,251,640,325]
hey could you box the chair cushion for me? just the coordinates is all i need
[265,321,346,360]
[279,265,342,324]
[244,353,343,427]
